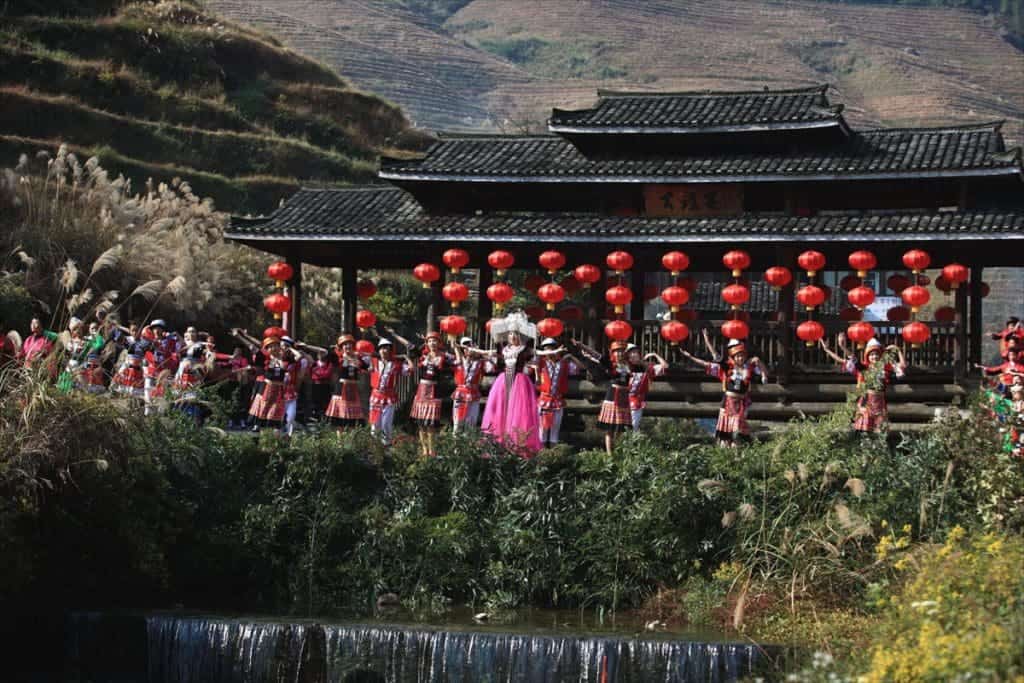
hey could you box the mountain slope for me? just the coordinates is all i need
[0,0,428,213]
[207,0,1024,144]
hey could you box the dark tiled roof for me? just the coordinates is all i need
[227,186,1024,243]
[549,85,845,132]
[379,124,1020,182]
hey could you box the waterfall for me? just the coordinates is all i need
[65,613,767,682]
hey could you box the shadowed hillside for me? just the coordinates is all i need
[0,0,430,213]
[207,0,1024,143]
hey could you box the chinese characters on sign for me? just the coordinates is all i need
[643,184,743,217]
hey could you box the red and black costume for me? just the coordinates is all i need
[537,357,576,431]
[325,351,370,426]
[845,354,904,433]
[410,352,451,429]
[707,360,761,442]
[598,359,633,432]
[451,356,489,427]
[249,356,296,427]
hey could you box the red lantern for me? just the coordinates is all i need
[442,248,470,273]
[524,274,547,294]
[721,319,749,340]
[902,321,930,347]
[606,251,634,274]
[539,250,566,274]
[722,283,750,310]
[643,284,659,301]
[561,305,583,321]
[263,292,291,320]
[442,281,469,308]
[848,250,877,277]
[848,285,876,310]
[722,250,751,277]
[935,275,952,294]
[486,282,514,311]
[263,325,288,340]
[662,251,690,275]
[839,307,863,322]
[538,282,566,310]
[887,274,911,294]
[560,276,582,295]
[605,285,633,314]
[977,282,990,298]
[941,263,969,289]
[604,319,633,341]
[440,315,467,337]
[357,279,377,300]
[903,249,931,274]
[661,286,690,312]
[267,261,294,287]
[537,317,564,338]
[524,305,545,320]
[839,274,861,292]
[660,320,690,344]
[765,266,793,291]
[355,340,374,354]
[901,285,930,313]
[413,263,440,289]
[488,250,515,276]
[887,306,911,323]
[796,285,826,311]
[574,264,602,288]
[847,321,875,347]
[797,250,826,277]
[678,276,698,293]
[935,306,956,323]
[796,320,824,347]
[355,309,376,329]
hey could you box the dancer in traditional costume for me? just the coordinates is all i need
[232,328,268,429]
[141,319,180,415]
[112,338,147,401]
[976,341,1024,392]
[172,343,213,426]
[534,337,584,447]
[367,338,411,446]
[248,336,295,433]
[481,312,542,454]
[79,351,108,394]
[392,330,452,457]
[597,340,633,455]
[324,334,370,431]
[624,345,669,432]
[308,349,335,422]
[451,337,491,433]
[20,318,57,370]
[990,317,1022,359]
[821,335,906,434]
[682,339,766,447]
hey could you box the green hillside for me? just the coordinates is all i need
[0,0,429,213]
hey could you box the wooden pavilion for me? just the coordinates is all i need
[227,85,1024,429]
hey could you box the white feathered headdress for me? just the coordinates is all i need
[489,311,537,343]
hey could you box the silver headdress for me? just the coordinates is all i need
[489,311,537,343]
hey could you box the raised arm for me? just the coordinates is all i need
[383,326,413,349]
[644,352,669,372]
[679,348,713,370]
[295,339,328,355]
[818,338,847,365]
[701,327,721,361]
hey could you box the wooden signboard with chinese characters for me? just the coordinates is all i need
[643,184,744,217]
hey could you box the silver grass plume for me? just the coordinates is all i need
[130,279,163,302]
[90,245,124,276]
[59,259,79,290]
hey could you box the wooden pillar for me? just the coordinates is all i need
[478,267,493,346]
[285,257,302,339]
[341,266,357,333]
[427,279,442,333]
[776,247,796,385]
[954,276,969,383]
[968,266,984,371]
[586,277,603,349]
[630,270,646,322]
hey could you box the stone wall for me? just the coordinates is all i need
[981,267,1024,363]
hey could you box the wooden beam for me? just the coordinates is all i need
[478,267,493,346]
[341,266,357,333]
[954,277,969,383]
[631,270,646,321]
[776,246,796,385]
[286,257,302,339]
[969,266,983,370]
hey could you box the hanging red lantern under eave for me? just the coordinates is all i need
[839,274,861,292]
[606,250,634,274]
[662,250,690,276]
[902,321,931,348]
[976,281,990,298]
[487,250,515,276]
[796,285,826,311]
[263,292,291,320]
[263,325,288,340]
[440,315,467,338]
[901,285,930,313]
[538,282,566,310]
[605,285,633,313]
[848,250,877,277]
[887,274,911,295]
[722,250,751,277]
[486,282,514,311]
[797,250,826,277]
[442,281,470,308]
[355,309,376,330]
[903,249,931,274]
[941,263,969,289]
[661,285,690,312]
[267,261,294,288]
[357,279,377,300]
[935,306,957,323]
[442,248,470,273]
[721,318,749,341]
[539,250,567,274]
[765,266,793,291]
[848,285,876,310]
[935,275,952,294]
[537,317,564,339]
[574,264,602,288]
[722,283,750,310]
[413,263,441,289]
[355,339,374,354]
[847,321,875,347]
[796,320,825,347]
[604,319,633,342]
[660,320,690,345]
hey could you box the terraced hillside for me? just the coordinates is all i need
[208,0,1024,143]
[0,0,427,213]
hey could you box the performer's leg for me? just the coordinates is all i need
[143,377,154,416]
[466,401,480,429]
[631,409,643,432]
[604,431,615,456]
[381,404,395,446]
[284,399,297,435]
[550,408,563,445]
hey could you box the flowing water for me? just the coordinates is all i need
[57,610,770,682]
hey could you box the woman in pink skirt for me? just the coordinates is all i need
[481,312,542,455]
